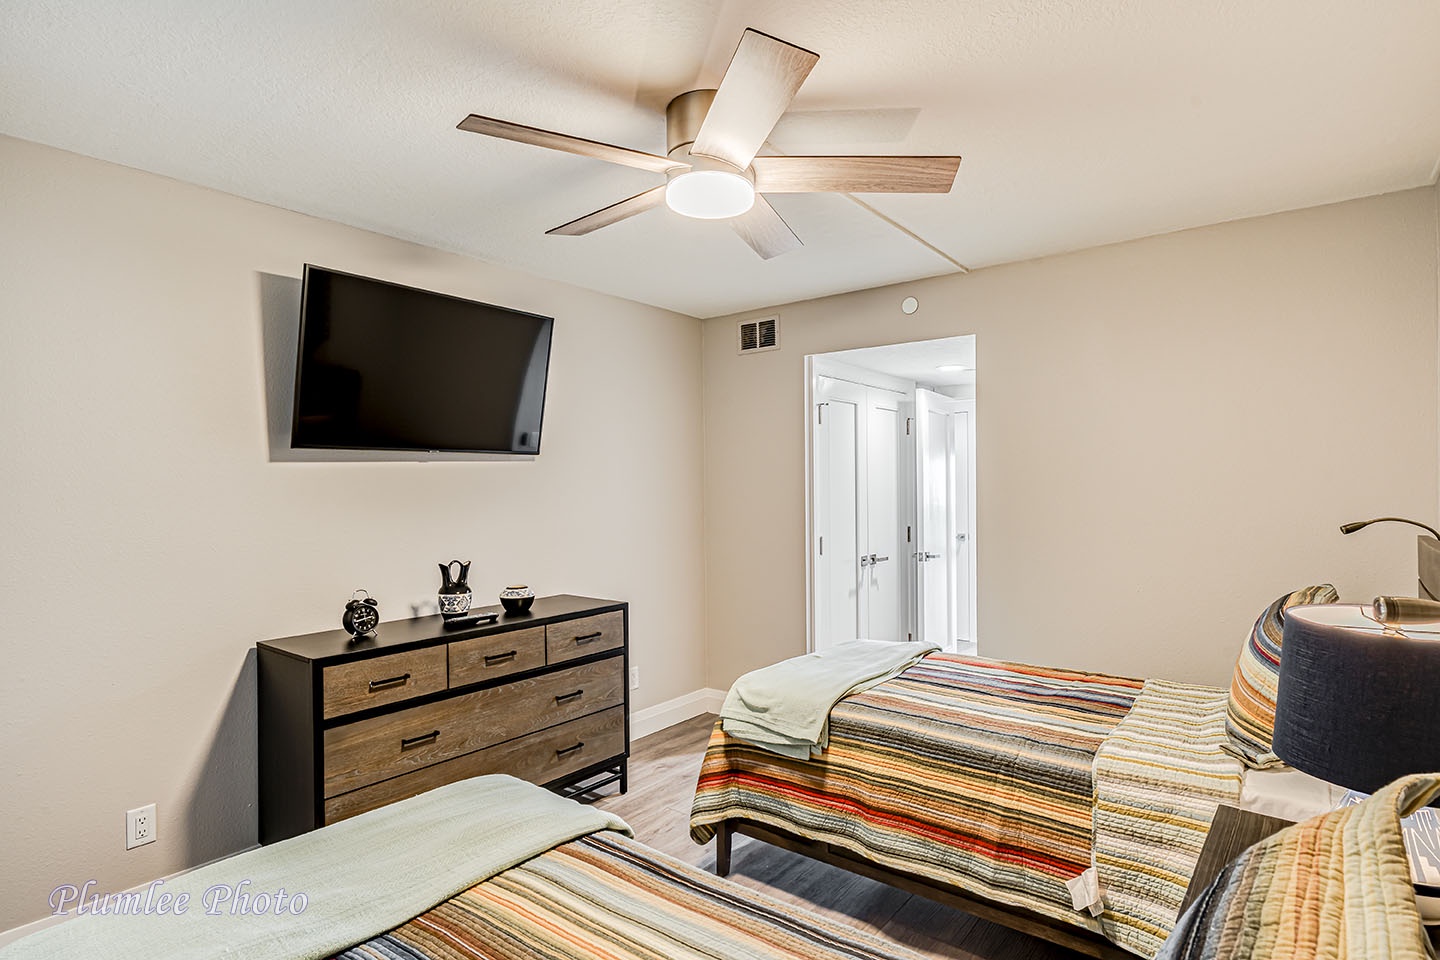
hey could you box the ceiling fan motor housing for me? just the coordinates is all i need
[666,89,718,158]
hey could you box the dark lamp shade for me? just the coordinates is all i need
[1272,603,1440,798]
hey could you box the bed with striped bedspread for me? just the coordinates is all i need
[331,831,927,960]
[690,654,1145,934]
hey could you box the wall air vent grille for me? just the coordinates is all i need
[738,316,780,355]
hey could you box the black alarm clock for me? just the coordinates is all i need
[342,590,380,637]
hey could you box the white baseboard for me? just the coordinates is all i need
[0,913,66,948]
[630,688,726,740]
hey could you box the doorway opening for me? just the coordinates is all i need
[805,336,976,654]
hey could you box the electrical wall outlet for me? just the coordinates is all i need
[629,666,640,691]
[126,803,156,850]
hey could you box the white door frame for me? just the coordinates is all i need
[805,354,974,653]
[804,355,818,653]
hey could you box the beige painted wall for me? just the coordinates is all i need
[704,187,1439,692]
[0,136,704,929]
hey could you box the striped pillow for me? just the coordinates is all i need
[1223,584,1339,768]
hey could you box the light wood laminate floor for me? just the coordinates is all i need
[592,714,1085,960]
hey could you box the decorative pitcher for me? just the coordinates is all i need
[438,560,472,617]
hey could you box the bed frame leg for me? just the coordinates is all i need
[715,820,732,877]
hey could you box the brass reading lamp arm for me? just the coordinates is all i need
[1339,516,1440,541]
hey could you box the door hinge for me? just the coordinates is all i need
[817,401,828,425]
[907,525,912,543]
[906,417,912,435]
[908,632,913,641]
[819,535,824,555]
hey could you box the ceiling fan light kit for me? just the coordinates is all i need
[665,160,755,220]
[456,28,962,258]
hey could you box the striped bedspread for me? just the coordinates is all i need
[1159,774,1438,960]
[1093,680,1245,958]
[331,831,927,960]
[690,654,1144,930]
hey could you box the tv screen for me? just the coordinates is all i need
[291,266,553,454]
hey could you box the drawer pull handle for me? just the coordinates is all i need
[483,650,518,665]
[556,742,585,758]
[573,631,604,645]
[368,673,411,692]
[400,730,440,750]
[555,689,584,704]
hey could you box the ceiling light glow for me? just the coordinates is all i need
[666,170,755,220]
[936,364,970,372]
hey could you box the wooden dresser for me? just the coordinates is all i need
[257,594,628,843]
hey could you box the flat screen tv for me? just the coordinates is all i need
[291,265,553,455]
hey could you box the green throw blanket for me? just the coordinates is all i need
[0,775,631,960]
[720,639,940,758]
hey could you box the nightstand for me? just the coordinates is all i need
[1179,804,1292,915]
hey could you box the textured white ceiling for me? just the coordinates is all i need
[4,1,1438,318]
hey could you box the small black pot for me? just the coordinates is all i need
[499,585,535,614]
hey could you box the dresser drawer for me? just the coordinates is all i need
[546,611,624,664]
[449,627,545,688]
[321,647,447,720]
[323,657,624,797]
[323,705,626,824]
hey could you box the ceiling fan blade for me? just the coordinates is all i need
[458,115,684,175]
[545,185,669,236]
[690,29,819,171]
[730,196,803,259]
[752,155,961,193]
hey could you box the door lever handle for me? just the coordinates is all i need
[871,555,890,564]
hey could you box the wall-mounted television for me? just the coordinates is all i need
[291,265,553,455]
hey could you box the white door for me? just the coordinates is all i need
[812,376,906,648]
[813,377,864,650]
[913,389,952,648]
[951,403,976,649]
[863,390,904,642]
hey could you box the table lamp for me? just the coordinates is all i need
[1272,602,1440,799]
[1272,601,1440,924]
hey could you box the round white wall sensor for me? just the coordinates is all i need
[901,296,919,315]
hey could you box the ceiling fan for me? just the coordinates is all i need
[456,28,961,259]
